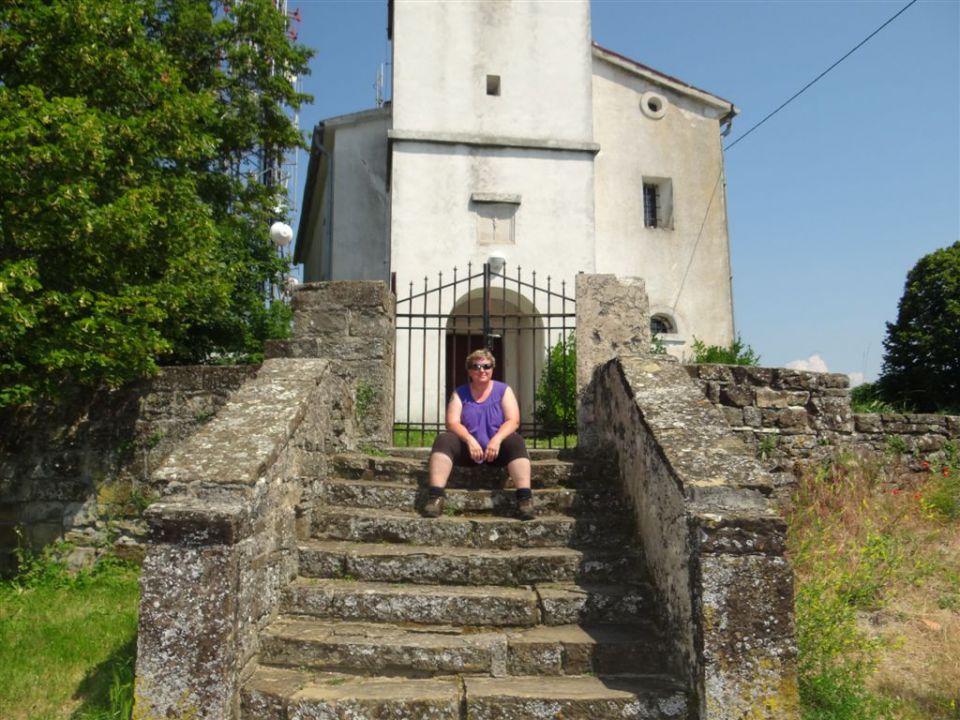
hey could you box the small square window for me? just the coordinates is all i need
[642,177,673,229]
[486,74,501,96]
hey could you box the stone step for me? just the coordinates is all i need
[241,667,461,719]
[282,578,541,627]
[241,667,688,720]
[260,617,669,678]
[282,578,652,628]
[330,452,605,489]
[311,477,626,515]
[464,675,688,719]
[310,507,631,549]
[538,582,651,625]
[299,539,642,586]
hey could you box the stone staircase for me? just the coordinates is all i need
[240,449,689,719]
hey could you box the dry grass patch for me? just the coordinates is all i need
[786,449,959,719]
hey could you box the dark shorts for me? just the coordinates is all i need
[430,431,530,467]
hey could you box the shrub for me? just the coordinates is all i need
[691,335,760,365]
[850,381,896,413]
[534,334,576,436]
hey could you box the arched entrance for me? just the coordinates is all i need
[394,263,575,446]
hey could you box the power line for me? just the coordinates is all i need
[724,0,919,152]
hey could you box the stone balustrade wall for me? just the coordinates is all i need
[576,274,798,720]
[134,280,394,719]
[134,358,350,719]
[686,364,960,463]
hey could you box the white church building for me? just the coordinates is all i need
[295,0,739,430]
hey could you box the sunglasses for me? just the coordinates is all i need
[469,363,493,371]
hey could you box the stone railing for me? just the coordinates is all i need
[591,357,798,720]
[575,275,798,720]
[686,364,960,462]
[0,365,255,571]
[134,358,351,718]
[134,280,394,719]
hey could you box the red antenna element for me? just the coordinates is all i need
[288,8,302,23]
[287,28,298,41]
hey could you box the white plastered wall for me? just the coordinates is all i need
[592,56,735,356]
[330,114,391,282]
[391,0,594,143]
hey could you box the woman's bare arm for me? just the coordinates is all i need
[485,386,520,461]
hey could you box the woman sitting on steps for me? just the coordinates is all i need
[423,348,534,520]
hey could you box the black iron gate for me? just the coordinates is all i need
[393,263,576,449]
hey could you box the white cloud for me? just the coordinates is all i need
[785,354,829,373]
[847,372,865,387]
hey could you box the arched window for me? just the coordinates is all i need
[650,314,675,336]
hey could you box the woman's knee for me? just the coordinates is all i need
[499,433,529,464]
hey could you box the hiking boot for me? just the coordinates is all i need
[423,494,445,518]
[517,497,535,521]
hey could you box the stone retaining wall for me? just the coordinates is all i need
[686,364,960,462]
[0,365,255,571]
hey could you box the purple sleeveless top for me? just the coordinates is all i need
[457,381,507,459]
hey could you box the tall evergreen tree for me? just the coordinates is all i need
[878,241,960,412]
[0,0,312,406]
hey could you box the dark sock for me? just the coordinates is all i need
[429,486,446,498]
[515,488,532,501]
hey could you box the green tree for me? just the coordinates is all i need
[0,0,311,407]
[534,334,576,436]
[878,241,960,413]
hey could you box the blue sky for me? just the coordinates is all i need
[286,0,959,383]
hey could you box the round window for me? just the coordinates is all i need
[640,91,668,120]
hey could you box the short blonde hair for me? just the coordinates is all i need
[465,348,495,370]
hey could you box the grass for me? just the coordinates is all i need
[0,544,139,720]
[786,449,959,719]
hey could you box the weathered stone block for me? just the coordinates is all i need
[349,307,395,338]
[742,406,762,428]
[854,413,882,433]
[772,369,816,391]
[946,415,960,436]
[292,307,350,337]
[755,388,788,409]
[699,553,799,719]
[293,280,393,310]
[719,385,752,408]
[731,365,774,386]
[135,541,241,720]
[693,364,734,384]
[721,406,744,426]
[576,274,650,449]
[821,373,851,389]
[776,408,809,430]
[693,513,787,555]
